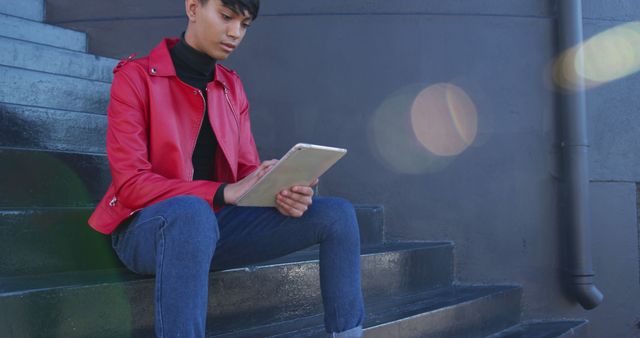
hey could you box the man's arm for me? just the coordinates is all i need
[218,72,316,216]
[107,64,222,210]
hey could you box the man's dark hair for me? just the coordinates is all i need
[200,0,260,21]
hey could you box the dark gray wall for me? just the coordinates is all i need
[47,1,640,336]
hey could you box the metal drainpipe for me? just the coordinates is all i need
[557,0,603,310]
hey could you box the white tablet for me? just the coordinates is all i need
[236,143,347,207]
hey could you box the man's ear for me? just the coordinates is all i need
[185,0,199,22]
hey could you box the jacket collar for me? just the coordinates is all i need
[148,38,228,88]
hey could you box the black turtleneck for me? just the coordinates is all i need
[170,36,226,205]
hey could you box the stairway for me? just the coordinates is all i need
[0,1,589,337]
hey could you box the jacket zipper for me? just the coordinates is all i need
[190,89,207,181]
[223,87,240,127]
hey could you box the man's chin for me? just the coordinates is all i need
[208,49,232,61]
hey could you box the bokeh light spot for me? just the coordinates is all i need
[410,83,478,156]
[367,83,479,175]
[554,21,640,90]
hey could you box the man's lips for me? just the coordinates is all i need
[221,43,236,52]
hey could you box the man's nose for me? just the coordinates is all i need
[227,22,242,39]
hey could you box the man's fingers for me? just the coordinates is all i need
[309,178,319,187]
[257,160,274,172]
[276,205,300,218]
[275,184,314,218]
[276,200,304,218]
[275,204,290,217]
[256,168,269,179]
[280,190,312,206]
[290,186,314,197]
[277,193,309,212]
[276,193,310,216]
[256,159,278,179]
[261,159,278,168]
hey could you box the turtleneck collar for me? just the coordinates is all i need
[170,33,216,89]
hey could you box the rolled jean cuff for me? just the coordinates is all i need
[328,326,363,338]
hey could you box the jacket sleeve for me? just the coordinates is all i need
[107,64,222,210]
[234,77,261,180]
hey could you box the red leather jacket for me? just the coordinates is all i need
[88,38,260,234]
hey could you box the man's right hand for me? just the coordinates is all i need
[223,159,277,205]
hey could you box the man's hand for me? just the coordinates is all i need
[224,159,277,204]
[276,178,319,218]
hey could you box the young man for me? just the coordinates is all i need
[88,0,365,337]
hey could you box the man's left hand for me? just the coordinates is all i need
[276,179,319,217]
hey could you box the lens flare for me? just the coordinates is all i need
[368,83,478,174]
[554,21,640,90]
[410,84,478,157]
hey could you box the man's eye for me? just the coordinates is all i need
[222,14,232,20]
[242,22,251,29]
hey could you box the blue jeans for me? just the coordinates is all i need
[111,195,364,337]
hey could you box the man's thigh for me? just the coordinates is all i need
[112,195,216,275]
[212,197,345,271]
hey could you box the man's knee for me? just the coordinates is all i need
[312,196,356,218]
[159,195,219,249]
[310,197,360,241]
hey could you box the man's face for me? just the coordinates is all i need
[185,0,252,60]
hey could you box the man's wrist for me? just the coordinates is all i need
[213,183,227,206]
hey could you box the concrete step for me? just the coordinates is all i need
[486,321,589,338]
[0,65,109,114]
[210,285,521,338]
[0,13,86,52]
[0,0,44,21]
[0,103,107,154]
[0,148,109,208]
[0,242,455,336]
[364,285,520,338]
[0,36,116,82]
[0,205,389,277]
[0,208,122,276]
